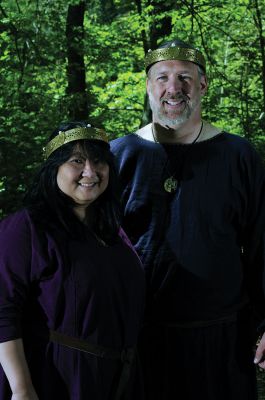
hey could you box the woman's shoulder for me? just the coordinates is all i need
[0,209,36,260]
[0,208,52,249]
[0,208,64,269]
[0,209,32,232]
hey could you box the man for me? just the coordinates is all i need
[111,39,265,399]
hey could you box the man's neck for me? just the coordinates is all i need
[152,119,203,144]
[135,120,222,144]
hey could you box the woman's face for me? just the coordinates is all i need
[57,145,109,220]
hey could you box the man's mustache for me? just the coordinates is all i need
[160,94,190,103]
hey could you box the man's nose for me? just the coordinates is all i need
[82,160,96,177]
[167,77,183,94]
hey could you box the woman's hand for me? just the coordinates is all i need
[0,339,38,399]
[11,386,39,400]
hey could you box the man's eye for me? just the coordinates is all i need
[179,75,190,82]
[157,75,167,81]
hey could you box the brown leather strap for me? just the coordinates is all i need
[50,330,136,399]
[49,330,134,362]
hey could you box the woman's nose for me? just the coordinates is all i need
[82,160,96,177]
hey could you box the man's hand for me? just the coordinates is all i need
[254,332,265,369]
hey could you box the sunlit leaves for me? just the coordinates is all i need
[0,0,264,216]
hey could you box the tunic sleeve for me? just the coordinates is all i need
[237,146,265,328]
[0,210,48,342]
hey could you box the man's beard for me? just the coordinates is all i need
[149,91,200,129]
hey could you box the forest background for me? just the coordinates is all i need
[0,0,265,395]
[0,0,265,218]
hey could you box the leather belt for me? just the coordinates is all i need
[49,330,135,400]
[50,330,134,362]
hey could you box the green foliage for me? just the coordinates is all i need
[89,70,145,137]
[0,0,265,218]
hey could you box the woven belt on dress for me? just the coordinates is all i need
[49,330,135,400]
[49,330,134,362]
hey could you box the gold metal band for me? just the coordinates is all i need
[43,127,108,160]
[145,46,206,72]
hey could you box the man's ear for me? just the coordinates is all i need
[200,74,208,96]
[146,78,150,95]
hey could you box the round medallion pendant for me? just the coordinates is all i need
[164,176,178,193]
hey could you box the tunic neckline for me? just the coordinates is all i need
[133,131,226,147]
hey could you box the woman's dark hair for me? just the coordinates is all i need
[24,121,121,244]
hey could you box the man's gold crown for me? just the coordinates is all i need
[144,44,206,72]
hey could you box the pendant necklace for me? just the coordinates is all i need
[152,122,204,193]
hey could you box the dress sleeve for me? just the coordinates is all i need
[0,210,47,342]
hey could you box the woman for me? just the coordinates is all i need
[0,122,145,400]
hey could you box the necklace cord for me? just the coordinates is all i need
[151,121,204,144]
[151,122,204,193]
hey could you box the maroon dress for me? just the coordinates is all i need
[0,209,145,399]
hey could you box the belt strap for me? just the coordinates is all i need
[49,330,134,362]
[49,330,135,400]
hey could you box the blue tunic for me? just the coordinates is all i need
[111,132,265,322]
[111,131,265,399]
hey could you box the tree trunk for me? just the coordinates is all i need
[66,1,88,120]
[252,0,265,116]
[136,0,174,127]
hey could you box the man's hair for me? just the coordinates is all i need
[24,121,121,244]
[159,38,194,50]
